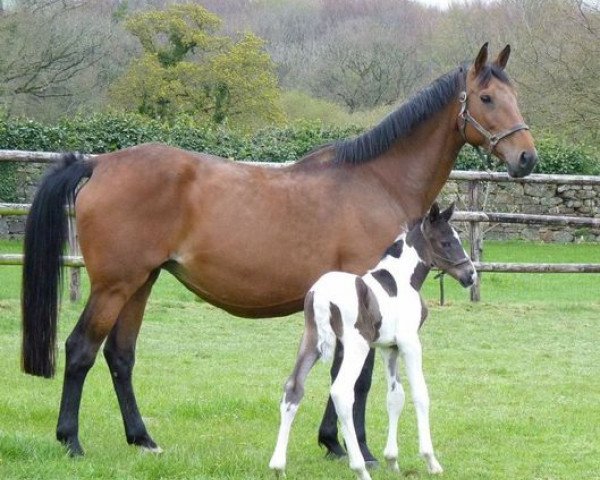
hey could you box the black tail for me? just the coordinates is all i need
[21,153,94,378]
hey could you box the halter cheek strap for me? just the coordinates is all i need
[458,91,529,153]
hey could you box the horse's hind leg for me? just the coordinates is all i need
[56,285,136,456]
[103,271,160,452]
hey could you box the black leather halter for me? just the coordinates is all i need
[458,90,529,153]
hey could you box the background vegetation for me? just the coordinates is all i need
[0,1,598,141]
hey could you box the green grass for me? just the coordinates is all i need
[1,240,599,479]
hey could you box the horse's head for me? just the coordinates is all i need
[461,43,537,178]
[421,202,476,288]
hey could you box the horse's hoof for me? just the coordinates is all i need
[131,434,162,454]
[58,435,84,457]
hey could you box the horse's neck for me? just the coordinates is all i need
[375,229,431,291]
[365,103,464,219]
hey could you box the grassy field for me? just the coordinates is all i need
[0,240,599,479]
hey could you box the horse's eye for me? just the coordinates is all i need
[441,241,452,248]
[480,94,492,104]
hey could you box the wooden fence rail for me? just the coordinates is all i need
[1,150,599,303]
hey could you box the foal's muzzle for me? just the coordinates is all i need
[458,267,477,288]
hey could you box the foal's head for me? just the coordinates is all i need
[420,203,476,288]
[462,43,537,178]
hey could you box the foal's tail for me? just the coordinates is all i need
[21,154,94,378]
[306,290,337,363]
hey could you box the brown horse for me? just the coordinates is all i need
[21,43,536,458]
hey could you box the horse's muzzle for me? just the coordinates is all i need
[508,150,538,178]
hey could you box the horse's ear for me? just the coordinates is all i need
[441,202,455,222]
[494,44,511,70]
[427,202,440,223]
[473,42,489,75]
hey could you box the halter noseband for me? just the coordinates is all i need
[429,250,472,269]
[458,91,529,153]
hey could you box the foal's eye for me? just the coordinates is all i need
[441,241,452,248]
[480,94,492,104]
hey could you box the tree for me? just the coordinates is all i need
[109,4,284,130]
[0,1,122,119]
[310,20,427,112]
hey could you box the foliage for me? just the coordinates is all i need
[0,163,19,203]
[110,4,284,130]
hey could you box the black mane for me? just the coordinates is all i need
[333,63,510,165]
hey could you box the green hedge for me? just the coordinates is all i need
[0,114,598,201]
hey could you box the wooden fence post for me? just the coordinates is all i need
[468,180,483,302]
[67,218,81,302]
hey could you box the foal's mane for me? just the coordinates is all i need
[332,63,510,166]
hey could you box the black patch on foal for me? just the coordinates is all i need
[354,277,382,343]
[410,261,430,291]
[329,302,344,338]
[384,239,404,259]
[371,269,397,297]
[419,295,428,330]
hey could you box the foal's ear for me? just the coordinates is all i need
[427,202,441,223]
[494,44,511,70]
[441,202,455,222]
[473,42,489,75]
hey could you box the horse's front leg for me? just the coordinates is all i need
[330,336,372,480]
[399,335,443,474]
[379,347,405,472]
[318,341,377,464]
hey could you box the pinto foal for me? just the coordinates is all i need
[269,203,476,480]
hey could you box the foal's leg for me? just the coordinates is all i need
[399,335,443,474]
[103,271,160,452]
[318,341,377,463]
[378,347,405,472]
[330,335,372,480]
[269,328,320,475]
[56,286,135,456]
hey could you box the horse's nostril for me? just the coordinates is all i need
[519,151,530,166]
[519,150,538,168]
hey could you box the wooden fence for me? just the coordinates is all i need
[1,150,599,303]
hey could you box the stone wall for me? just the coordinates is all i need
[438,180,600,242]
[0,164,42,239]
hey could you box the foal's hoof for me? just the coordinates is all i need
[359,443,379,469]
[318,437,347,460]
[141,444,163,454]
[271,468,286,479]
